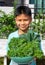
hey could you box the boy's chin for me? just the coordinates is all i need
[20,28,28,32]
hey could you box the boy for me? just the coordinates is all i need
[7,5,41,65]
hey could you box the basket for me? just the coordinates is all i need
[11,56,33,64]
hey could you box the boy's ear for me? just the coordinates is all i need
[14,18,17,22]
[15,18,16,20]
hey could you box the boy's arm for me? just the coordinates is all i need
[6,34,12,53]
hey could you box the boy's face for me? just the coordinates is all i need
[15,14,32,31]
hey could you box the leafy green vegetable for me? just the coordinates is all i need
[7,30,43,59]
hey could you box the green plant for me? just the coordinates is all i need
[0,58,4,65]
[7,30,43,59]
[30,19,45,39]
[0,10,18,38]
[0,0,18,39]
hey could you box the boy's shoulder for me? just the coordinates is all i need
[7,30,19,44]
[9,30,18,35]
[8,30,19,39]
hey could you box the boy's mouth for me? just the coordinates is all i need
[20,25,26,27]
[21,26,25,28]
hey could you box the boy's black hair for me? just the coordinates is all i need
[14,5,32,17]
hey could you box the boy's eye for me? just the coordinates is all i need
[18,19,21,21]
[18,19,29,21]
[24,19,29,21]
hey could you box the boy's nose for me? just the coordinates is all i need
[21,20,25,24]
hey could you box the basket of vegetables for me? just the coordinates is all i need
[7,30,43,63]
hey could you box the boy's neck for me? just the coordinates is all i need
[18,29,27,35]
